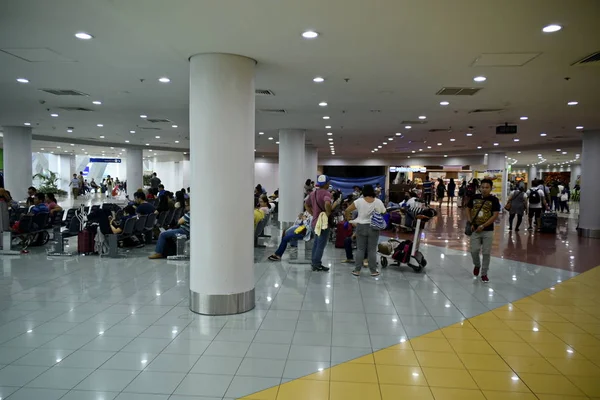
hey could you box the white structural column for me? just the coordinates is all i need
[487,152,508,205]
[304,145,318,184]
[278,130,306,227]
[529,165,538,186]
[189,53,256,315]
[579,131,600,237]
[570,164,581,190]
[126,149,143,193]
[3,126,32,200]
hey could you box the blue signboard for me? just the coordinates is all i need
[90,158,122,163]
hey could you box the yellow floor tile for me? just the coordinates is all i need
[276,379,329,400]
[329,381,380,400]
[514,330,564,344]
[529,342,580,358]
[536,395,590,400]
[458,353,511,371]
[526,312,568,323]
[518,372,587,396]
[488,341,541,357]
[380,384,434,400]
[441,327,484,341]
[374,349,419,366]
[410,337,455,353]
[421,330,446,339]
[243,386,279,400]
[555,332,600,348]
[482,391,538,400]
[415,351,465,369]
[300,369,330,381]
[576,323,600,335]
[446,321,475,329]
[492,310,534,321]
[503,320,543,331]
[430,387,486,400]
[421,367,478,389]
[468,370,532,393]
[330,363,378,383]
[470,319,510,330]
[547,305,591,314]
[386,341,413,351]
[502,356,561,374]
[568,375,600,397]
[449,339,497,355]
[546,357,600,377]
[561,313,600,325]
[349,354,374,364]
[476,329,524,342]
[376,365,428,386]
[541,322,588,335]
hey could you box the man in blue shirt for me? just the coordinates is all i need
[30,193,49,215]
[134,192,156,215]
[148,212,190,259]
[158,184,166,198]
[422,176,433,206]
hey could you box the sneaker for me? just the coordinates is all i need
[515,228,520,232]
[341,259,354,264]
[508,226,513,231]
[481,275,489,283]
[148,253,164,259]
[527,227,533,231]
[473,266,480,276]
[312,265,330,272]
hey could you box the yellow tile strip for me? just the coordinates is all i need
[240,266,600,400]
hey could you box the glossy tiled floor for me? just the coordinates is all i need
[0,202,598,399]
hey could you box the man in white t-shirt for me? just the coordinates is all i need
[525,179,548,231]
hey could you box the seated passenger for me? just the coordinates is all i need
[259,194,271,216]
[268,212,312,261]
[26,186,37,206]
[148,211,190,259]
[45,193,63,214]
[147,187,158,200]
[29,193,49,215]
[134,192,156,215]
[158,184,166,198]
[90,178,99,193]
[254,201,265,229]
[108,205,136,234]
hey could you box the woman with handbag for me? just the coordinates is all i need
[506,187,526,231]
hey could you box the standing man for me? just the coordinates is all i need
[468,178,500,283]
[526,179,548,231]
[69,174,80,200]
[149,172,161,190]
[304,175,332,272]
[422,176,433,206]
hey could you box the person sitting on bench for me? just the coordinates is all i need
[268,212,312,261]
[148,211,190,259]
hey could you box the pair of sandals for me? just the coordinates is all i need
[352,270,380,277]
[268,254,281,261]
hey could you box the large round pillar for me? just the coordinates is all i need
[189,53,256,314]
[278,130,305,227]
[304,146,318,184]
[3,126,32,200]
[126,148,143,193]
[529,165,538,188]
[487,152,507,205]
[578,131,600,238]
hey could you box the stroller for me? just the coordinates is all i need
[378,206,437,273]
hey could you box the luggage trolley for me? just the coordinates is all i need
[378,212,433,273]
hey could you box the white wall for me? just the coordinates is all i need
[255,161,278,194]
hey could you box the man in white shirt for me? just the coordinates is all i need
[525,179,548,231]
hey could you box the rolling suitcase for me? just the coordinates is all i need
[335,222,352,248]
[540,212,557,233]
[78,229,96,254]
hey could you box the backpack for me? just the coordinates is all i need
[392,240,412,264]
[528,189,541,204]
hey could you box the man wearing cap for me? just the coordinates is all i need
[304,175,333,272]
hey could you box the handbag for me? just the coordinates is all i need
[504,192,514,212]
[465,199,488,236]
[370,211,387,230]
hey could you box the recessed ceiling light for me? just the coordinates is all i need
[319,102,327,107]
[16,78,29,83]
[411,150,415,153]
[371,151,374,153]
[175,140,179,143]
[67,129,73,133]
[276,141,280,144]
[437,143,442,146]
[23,122,31,126]
[302,30,319,39]
[57,146,61,149]
[313,77,324,83]
[258,132,264,135]
[70,143,74,146]
[440,101,449,106]
[395,132,402,136]
[493,143,499,146]
[419,149,423,152]
[99,135,105,139]
[50,113,58,117]
[97,124,103,127]
[477,146,482,149]
[328,138,333,141]
[450,138,456,142]
[556,149,561,152]
[383,142,388,145]
[75,32,93,40]
[520,116,528,120]
[140,115,147,118]
[155,136,160,139]
[540,133,547,136]
[129,130,135,134]
[514,138,520,142]
[149,149,153,152]
[110,146,114,149]
[466,133,473,136]
[562,151,567,154]
[542,24,562,33]
[325,125,331,129]
[172,125,178,128]
[405,125,412,129]
[378,146,382,148]
[125,140,130,143]
[567,101,578,106]
[145,143,150,146]
[327,132,333,136]
[388,138,393,141]
[444,155,448,158]
[418,116,426,120]
[323,116,330,120]
[268,137,273,140]
[158,77,171,83]
[473,76,487,82]
[427,146,432,149]
[576,126,583,129]
[92,101,102,105]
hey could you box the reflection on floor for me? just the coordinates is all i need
[0,200,597,400]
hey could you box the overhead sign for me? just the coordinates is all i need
[390,166,427,173]
[90,158,122,163]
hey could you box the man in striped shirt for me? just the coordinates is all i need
[148,212,190,259]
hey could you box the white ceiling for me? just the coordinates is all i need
[0,0,599,165]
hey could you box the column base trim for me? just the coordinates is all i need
[189,288,255,315]
[577,228,600,239]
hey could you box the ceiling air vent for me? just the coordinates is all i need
[39,89,89,96]
[58,106,94,112]
[436,87,482,96]
[146,118,172,123]
[468,108,505,114]
[428,128,452,133]
[255,89,275,96]
[257,109,287,114]
[140,127,161,130]
[572,51,600,66]
[401,120,428,125]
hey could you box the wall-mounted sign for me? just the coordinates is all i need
[390,166,426,173]
[90,158,122,163]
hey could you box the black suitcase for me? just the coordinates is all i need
[540,212,557,233]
